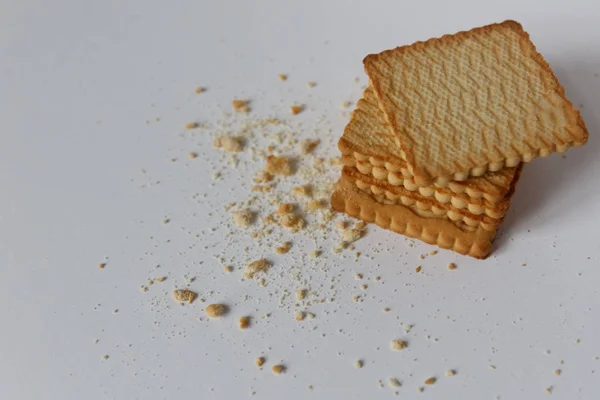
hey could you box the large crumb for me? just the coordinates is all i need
[341,229,362,244]
[232,209,255,228]
[265,155,293,176]
[232,99,250,113]
[213,135,244,152]
[205,304,227,318]
[391,340,408,350]
[245,259,272,279]
[272,365,285,375]
[172,289,197,304]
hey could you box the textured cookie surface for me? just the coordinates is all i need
[331,179,497,259]
[342,166,521,222]
[339,86,521,202]
[364,20,588,184]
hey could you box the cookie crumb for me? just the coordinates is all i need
[430,250,438,255]
[205,304,227,318]
[383,307,390,312]
[232,210,255,228]
[309,250,321,258]
[342,229,362,244]
[275,242,292,254]
[415,266,422,273]
[290,105,304,115]
[300,139,320,154]
[214,135,244,152]
[102,354,109,360]
[554,369,561,376]
[355,360,363,369]
[194,87,205,94]
[245,259,271,279]
[98,263,106,269]
[307,81,316,88]
[391,340,408,350]
[448,263,457,270]
[295,311,306,321]
[417,387,424,393]
[224,266,234,273]
[354,273,363,280]
[232,99,250,113]
[292,185,313,198]
[307,199,326,212]
[272,365,285,375]
[278,74,287,81]
[172,289,197,304]
[388,378,401,388]
[187,152,198,159]
[239,316,250,329]
[545,386,553,394]
[185,122,199,130]
[424,377,436,385]
[445,369,456,377]
[155,276,166,283]
[265,155,293,176]
[296,289,307,301]
[256,357,265,367]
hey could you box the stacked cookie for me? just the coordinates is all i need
[332,21,588,258]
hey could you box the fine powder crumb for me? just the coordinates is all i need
[185,122,199,130]
[172,289,198,304]
[445,369,456,377]
[355,360,363,369]
[213,135,244,152]
[239,316,250,329]
[205,304,227,318]
[232,99,250,113]
[391,340,408,350]
[245,259,272,279]
[448,263,457,270]
[424,377,436,385]
[256,357,265,367]
[265,155,293,176]
[232,209,255,228]
[388,378,401,388]
[290,105,304,115]
[272,365,285,375]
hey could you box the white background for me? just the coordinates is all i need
[1,0,600,399]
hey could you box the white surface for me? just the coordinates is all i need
[1,1,600,399]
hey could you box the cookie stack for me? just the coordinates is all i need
[332,21,588,258]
